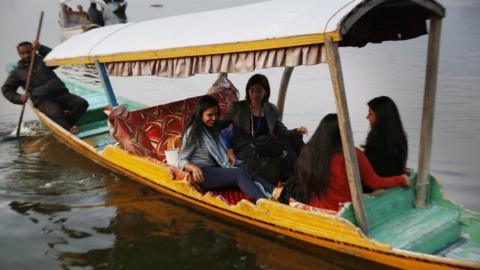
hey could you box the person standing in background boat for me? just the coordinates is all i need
[178,95,274,201]
[75,5,90,25]
[102,0,116,25]
[113,0,128,23]
[1,41,89,134]
[218,74,307,184]
[288,114,410,211]
[102,0,128,25]
[88,1,105,26]
[363,96,408,192]
[60,4,72,26]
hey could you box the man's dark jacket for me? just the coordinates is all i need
[2,45,67,106]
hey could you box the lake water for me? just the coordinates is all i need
[0,0,479,269]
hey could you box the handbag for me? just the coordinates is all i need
[247,150,288,185]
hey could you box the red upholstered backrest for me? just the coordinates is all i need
[139,86,238,161]
[130,86,238,128]
[107,105,158,159]
[107,83,239,161]
[145,113,190,162]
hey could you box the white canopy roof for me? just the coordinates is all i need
[46,0,361,65]
[59,0,106,5]
[46,0,444,77]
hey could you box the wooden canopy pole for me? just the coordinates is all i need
[325,36,368,235]
[277,67,294,121]
[416,17,442,208]
[16,11,44,137]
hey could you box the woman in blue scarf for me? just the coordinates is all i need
[177,95,274,201]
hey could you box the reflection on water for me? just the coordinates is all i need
[0,135,393,269]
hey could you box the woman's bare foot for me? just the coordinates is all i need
[70,125,78,134]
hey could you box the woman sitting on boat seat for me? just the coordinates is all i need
[363,96,408,192]
[218,74,307,184]
[177,95,274,201]
[286,114,410,211]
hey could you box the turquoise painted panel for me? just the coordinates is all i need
[339,174,469,254]
[446,241,480,262]
[60,76,146,110]
[364,186,415,229]
[339,183,415,228]
[428,175,480,244]
[76,120,109,139]
[370,205,460,253]
[83,132,116,150]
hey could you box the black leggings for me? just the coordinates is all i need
[199,163,274,201]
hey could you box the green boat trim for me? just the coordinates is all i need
[339,173,480,262]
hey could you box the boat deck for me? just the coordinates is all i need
[340,175,480,261]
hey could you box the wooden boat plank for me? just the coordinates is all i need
[76,121,109,138]
[370,206,460,253]
[445,241,480,262]
[83,132,115,150]
[428,175,480,244]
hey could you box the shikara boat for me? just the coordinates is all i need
[27,0,480,268]
[58,0,127,41]
[58,0,96,41]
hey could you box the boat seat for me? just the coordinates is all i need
[370,205,460,253]
[107,80,239,161]
[72,92,111,139]
[171,166,250,205]
[209,188,251,205]
[340,174,462,254]
[76,93,109,124]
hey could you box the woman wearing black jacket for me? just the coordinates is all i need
[218,74,307,183]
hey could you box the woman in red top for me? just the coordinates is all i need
[293,114,410,211]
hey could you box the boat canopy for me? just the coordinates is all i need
[59,0,106,5]
[46,0,444,78]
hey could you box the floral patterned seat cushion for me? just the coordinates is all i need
[107,84,239,161]
[141,86,239,161]
[209,189,251,204]
[107,105,157,159]
[144,113,189,162]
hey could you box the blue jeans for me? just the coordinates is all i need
[199,164,274,201]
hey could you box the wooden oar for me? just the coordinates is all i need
[16,11,44,137]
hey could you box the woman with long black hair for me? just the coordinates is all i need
[364,96,408,177]
[290,114,410,211]
[177,95,274,201]
[218,74,307,183]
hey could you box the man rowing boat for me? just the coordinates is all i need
[1,41,89,134]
